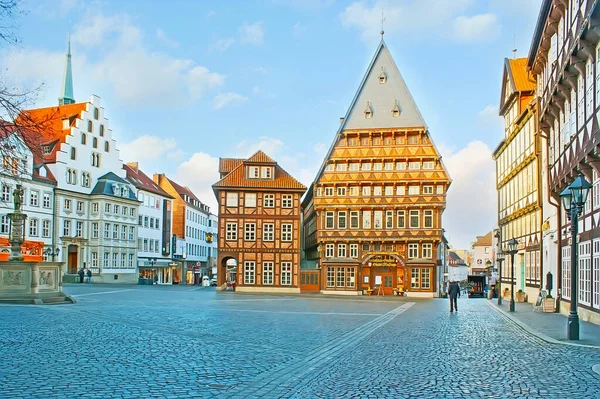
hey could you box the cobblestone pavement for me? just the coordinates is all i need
[1,285,599,398]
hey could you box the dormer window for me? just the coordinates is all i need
[112,184,119,195]
[261,166,273,179]
[364,101,373,119]
[378,67,387,84]
[120,187,128,197]
[392,100,401,117]
[43,145,52,155]
[248,166,259,179]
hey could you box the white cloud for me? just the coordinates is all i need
[2,11,226,107]
[119,135,184,170]
[292,22,305,37]
[210,38,235,53]
[442,140,497,249]
[175,152,220,211]
[156,28,180,48]
[340,0,495,44]
[477,104,503,130]
[239,21,265,45]
[213,92,249,109]
[234,136,285,158]
[452,14,501,43]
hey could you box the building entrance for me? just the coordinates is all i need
[67,244,78,274]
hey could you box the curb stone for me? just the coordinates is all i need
[485,300,600,349]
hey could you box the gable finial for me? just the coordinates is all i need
[380,9,385,37]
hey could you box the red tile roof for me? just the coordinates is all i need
[473,231,493,247]
[219,158,243,175]
[213,151,306,191]
[16,102,88,163]
[124,163,173,199]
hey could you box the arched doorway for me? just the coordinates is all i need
[361,253,405,295]
[67,244,78,274]
[220,257,238,286]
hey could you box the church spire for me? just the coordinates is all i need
[58,34,75,105]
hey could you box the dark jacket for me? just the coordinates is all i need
[448,282,461,297]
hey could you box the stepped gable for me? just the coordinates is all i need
[213,150,306,190]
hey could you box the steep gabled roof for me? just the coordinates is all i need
[219,158,244,175]
[124,163,173,199]
[246,150,276,164]
[166,176,201,203]
[213,150,306,191]
[499,57,535,114]
[472,231,493,247]
[16,102,88,163]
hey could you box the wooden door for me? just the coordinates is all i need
[68,252,78,274]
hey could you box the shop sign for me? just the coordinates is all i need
[368,254,400,267]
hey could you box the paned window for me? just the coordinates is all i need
[244,261,256,285]
[408,186,420,195]
[325,187,334,196]
[104,223,110,238]
[397,211,405,228]
[281,262,292,285]
[263,194,274,208]
[350,244,358,258]
[336,267,345,287]
[421,268,431,289]
[422,243,433,258]
[338,244,347,257]
[30,191,39,206]
[42,220,50,237]
[263,223,274,241]
[350,211,359,228]
[226,223,237,240]
[424,210,433,228]
[29,219,38,236]
[244,223,256,241]
[362,211,371,229]
[262,262,274,285]
[325,244,334,257]
[362,186,371,196]
[63,220,71,236]
[282,194,292,208]
[326,212,335,229]
[374,211,382,229]
[410,210,420,228]
[408,243,418,259]
[338,211,347,229]
[43,193,51,208]
[75,221,83,237]
[346,267,355,288]
[0,215,8,233]
[327,267,335,287]
[396,186,406,196]
[337,187,347,196]
[281,224,292,241]
[386,210,394,229]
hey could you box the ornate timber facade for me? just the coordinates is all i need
[213,151,306,293]
[493,58,543,302]
[302,39,451,297]
[528,0,600,322]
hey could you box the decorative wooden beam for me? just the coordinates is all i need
[579,162,593,182]
[569,56,586,75]
[585,154,600,176]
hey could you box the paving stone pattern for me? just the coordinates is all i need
[0,285,599,398]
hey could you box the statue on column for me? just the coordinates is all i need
[13,184,23,212]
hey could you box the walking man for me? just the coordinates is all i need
[448,279,460,313]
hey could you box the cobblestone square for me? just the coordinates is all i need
[1,285,599,398]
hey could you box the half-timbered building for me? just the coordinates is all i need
[528,0,600,323]
[213,151,306,293]
[493,57,542,302]
[302,38,451,297]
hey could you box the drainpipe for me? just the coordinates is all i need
[538,121,561,313]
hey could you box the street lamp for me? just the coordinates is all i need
[496,250,505,305]
[43,247,60,261]
[507,238,519,312]
[560,173,592,340]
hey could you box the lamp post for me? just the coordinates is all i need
[507,238,519,312]
[560,173,592,340]
[43,247,60,261]
[496,250,504,305]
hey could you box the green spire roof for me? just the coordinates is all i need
[58,35,75,105]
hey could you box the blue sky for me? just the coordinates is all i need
[4,0,542,249]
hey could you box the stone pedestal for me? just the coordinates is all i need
[0,261,75,305]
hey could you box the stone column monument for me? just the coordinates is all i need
[0,184,75,304]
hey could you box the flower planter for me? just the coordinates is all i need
[516,292,527,303]
[542,298,555,313]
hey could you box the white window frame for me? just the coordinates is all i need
[244,223,256,241]
[263,194,275,208]
[263,223,274,241]
[281,262,292,285]
[226,193,238,207]
[245,193,257,208]
[281,223,292,242]
[262,262,274,285]
[244,261,256,284]
[282,194,293,208]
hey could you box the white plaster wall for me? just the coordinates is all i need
[136,189,172,265]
